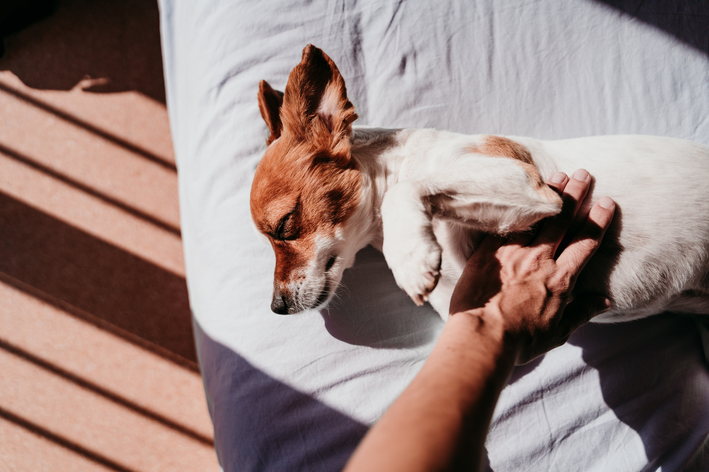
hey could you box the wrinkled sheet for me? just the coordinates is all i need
[157,0,709,470]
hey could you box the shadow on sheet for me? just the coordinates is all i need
[193,318,369,472]
[595,0,708,57]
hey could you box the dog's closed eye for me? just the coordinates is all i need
[274,210,299,240]
[273,204,300,241]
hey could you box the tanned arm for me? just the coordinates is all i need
[344,169,616,472]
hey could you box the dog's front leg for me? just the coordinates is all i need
[381,158,562,306]
[381,180,443,306]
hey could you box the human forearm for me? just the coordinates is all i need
[344,171,615,471]
[344,310,515,472]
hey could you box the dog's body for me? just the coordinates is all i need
[251,45,709,322]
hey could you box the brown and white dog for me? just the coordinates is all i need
[250,44,709,322]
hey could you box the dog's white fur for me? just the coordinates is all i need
[251,46,709,322]
[349,128,709,322]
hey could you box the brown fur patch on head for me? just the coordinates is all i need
[280,45,358,166]
[471,135,549,192]
[250,133,363,285]
[251,45,363,291]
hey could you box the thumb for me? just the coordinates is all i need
[557,295,612,341]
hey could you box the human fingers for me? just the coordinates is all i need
[448,235,504,315]
[533,169,592,256]
[555,196,615,280]
[505,172,571,248]
[546,172,569,195]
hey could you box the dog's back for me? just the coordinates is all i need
[423,135,709,321]
[546,136,709,321]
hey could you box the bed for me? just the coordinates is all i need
[157,0,709,470]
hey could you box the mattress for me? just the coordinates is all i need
[157,0,709,470]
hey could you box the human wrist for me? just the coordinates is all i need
[449,306,523,366]
[448,307,518,366]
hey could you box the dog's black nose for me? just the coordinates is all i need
[271,294,289,314]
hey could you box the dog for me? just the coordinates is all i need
[250,44,709,323]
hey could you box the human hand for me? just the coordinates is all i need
[448,169,615,364]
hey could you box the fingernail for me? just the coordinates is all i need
[573,169,589,181]
[598,196,614,209]
[550,172,566,184]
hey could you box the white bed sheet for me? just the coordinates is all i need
[158,0,709,470]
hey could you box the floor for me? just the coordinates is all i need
[0,0,220,470]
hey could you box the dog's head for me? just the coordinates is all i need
[251,45,370,314]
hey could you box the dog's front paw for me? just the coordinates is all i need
[384,236,442,306]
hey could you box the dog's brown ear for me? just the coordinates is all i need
[258,80,284,145]
[281,44,358,165]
